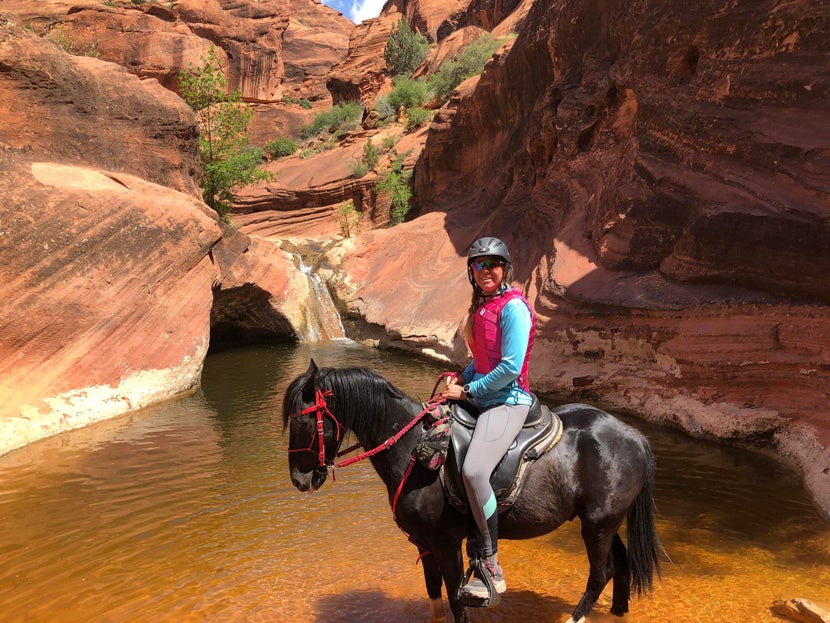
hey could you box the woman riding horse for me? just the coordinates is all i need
[440,236,535,605]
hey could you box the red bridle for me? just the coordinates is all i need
[287,373,454,489]
[287,388,344,474]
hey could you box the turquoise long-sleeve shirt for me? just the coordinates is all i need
[461,296,533,407]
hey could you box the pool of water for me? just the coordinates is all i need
[0,341,828,622]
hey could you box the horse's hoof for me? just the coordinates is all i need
[428,596,447,623]
[565,617,586,623]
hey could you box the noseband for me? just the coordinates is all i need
[287,388,345,474]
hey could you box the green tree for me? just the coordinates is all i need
[337,200,363,237]
[179,46,269,219]
[384,17,429,77]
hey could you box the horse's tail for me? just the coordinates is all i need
[627,442,662,596]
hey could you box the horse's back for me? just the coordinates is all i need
[552,403,654,512]
[554,403,648,447]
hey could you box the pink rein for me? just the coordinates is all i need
[287,372,455,514]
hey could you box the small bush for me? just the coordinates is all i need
[283,96,313,109]
[362,139,379,170]
[387,76,429,111]
[266,137,298,159]
[406,107,433,131]
[376,167,412,225]
[300,102,363,139]
[384,17,429,77]
[381,136,397,152]
[373,95,395,120]
[349,160,369,178]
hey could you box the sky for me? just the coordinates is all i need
[321,0,386,23]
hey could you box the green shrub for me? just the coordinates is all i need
[283,96,313,109]
[387,76,429,111]
[376,166,412,225]
[266,136,298,159]
[384,17,429,77]
[338,200,363,237]
[349,160,369,178]
[428,34,513,103]
[47,24,100,57]
[300,101,363,139]
[381,136,397,152]
[373,95,395,120]
[362,139,379,170]
[405,107,433,131]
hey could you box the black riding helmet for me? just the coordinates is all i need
[467,237,511,265]
[466,237,511,287]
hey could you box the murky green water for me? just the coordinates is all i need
[0,341,828,622]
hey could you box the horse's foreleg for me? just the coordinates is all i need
[610,533,631,616]
[432,544,469,623]
[419,548,447,623]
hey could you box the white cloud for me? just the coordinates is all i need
[350,0,386,23]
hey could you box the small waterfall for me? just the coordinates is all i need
[297,255,347,342]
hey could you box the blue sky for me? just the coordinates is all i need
[321,0,386,23]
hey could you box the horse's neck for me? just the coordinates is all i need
[349,395,422,488]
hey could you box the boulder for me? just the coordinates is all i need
[771,598,830,623]
[0,156,220,455]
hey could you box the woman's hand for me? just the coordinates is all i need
[441,381,466,401]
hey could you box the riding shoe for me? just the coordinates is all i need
[460,560,506,599]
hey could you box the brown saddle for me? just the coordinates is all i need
[440,394,563,512]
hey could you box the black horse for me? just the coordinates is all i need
[283,361,662,623]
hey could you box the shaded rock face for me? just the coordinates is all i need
[416,0,830,303]
[337,0,830,516]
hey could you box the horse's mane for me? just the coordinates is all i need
[282,366,408,432]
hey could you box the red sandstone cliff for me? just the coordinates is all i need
[327,0,830,516]
[0,21,323,454]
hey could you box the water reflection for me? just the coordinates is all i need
[0,341,827,623]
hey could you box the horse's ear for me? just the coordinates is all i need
[301,359,320,401]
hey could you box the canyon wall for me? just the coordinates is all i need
[330,0,830,517]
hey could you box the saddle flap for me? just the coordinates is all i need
[442,400,563,511]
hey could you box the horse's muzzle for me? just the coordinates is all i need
[290,468,327,492]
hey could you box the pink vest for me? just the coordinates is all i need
[470,288,535,392]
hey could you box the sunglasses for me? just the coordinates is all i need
[470,258,506,272]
